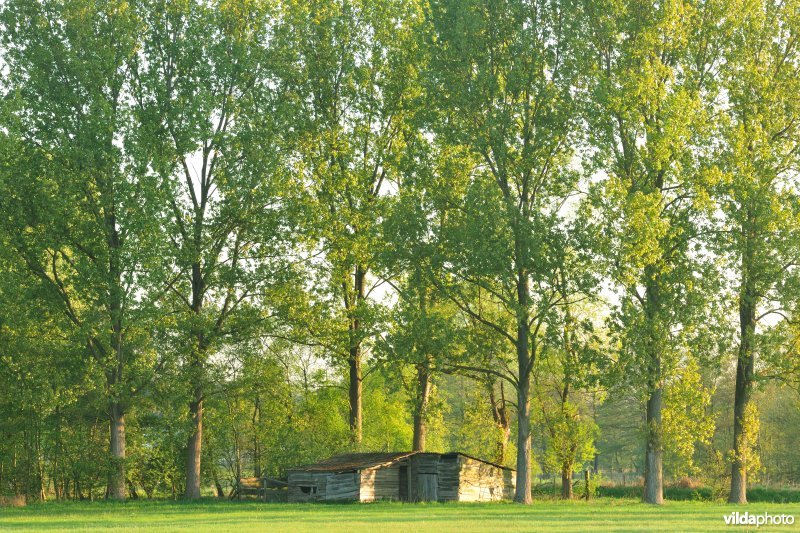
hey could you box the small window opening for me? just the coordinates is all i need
[300,485,317,494]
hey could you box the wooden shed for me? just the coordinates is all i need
[287,451,515,503]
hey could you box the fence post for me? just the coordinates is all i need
[584,470,591,501]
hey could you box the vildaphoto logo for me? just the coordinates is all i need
[723,511,795,527]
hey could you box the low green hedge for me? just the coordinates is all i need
[596,485,800,502]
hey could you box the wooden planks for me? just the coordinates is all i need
[360,464,401,501]
[325,472,359,501]
[456,456,515,502]
[436,455,460,502]
[287,472,328,503]
[288,452,516,503]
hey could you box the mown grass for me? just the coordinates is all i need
[1,498,800,532]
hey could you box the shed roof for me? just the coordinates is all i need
[289,451,514,473]
[441,452,515,472]
[289,452,417,473]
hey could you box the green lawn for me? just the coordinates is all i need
[1,499,799,532]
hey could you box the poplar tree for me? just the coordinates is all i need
[424,0,588,502]
[715,0,800,504]
[0,0,163,500]
[130,0,293,498]
[583,0,729,503]
[274,0,425,446]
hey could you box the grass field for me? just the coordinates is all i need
[1,499,799,532]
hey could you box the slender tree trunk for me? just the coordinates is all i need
[54,407,62,500]
[348,264,366,448]
[108,402,126,500]
[412,361,432,452]
[643,385,663,504]
[35,423,45,501]
[185,389,203,499]
[513,237,533,504]
[348,352,362,447]
[185,257,205,499]
[515,369,533,503]
[643,274,663,505]
[253,397,262,478]
[233,421,242,501]
[105,193,127,501]
[561,463,574,500]
[730,254,757,504]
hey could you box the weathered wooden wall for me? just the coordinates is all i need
[287,472,329,503]
[325,472,360,501]
[456,456,515,502]
[436,454,460,501]
[288,453,516,503]
[408,453,440,502]
[359,464,401,501]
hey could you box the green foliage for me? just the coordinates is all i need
[662,358,715,478]
[2,0,800,507]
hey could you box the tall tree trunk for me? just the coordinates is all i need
[515,367,533,503]
[558,372,575,501]
[253,397,262,478]
[412,361,432,452]
[513,239,533,504]
[108,402,126,500]
[185,389,203,499]
[105,192,127,501]
[348,352,362,447]
[185,258,205,499]
[348,264,366,447]
[643,383,663,504]
[54,407,62,500]
[643,273,663,505]
[561,463,574,500]
[730,251,756,504]
[35,423,45,501]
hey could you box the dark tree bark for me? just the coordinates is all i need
[514,243,534,504]
[730,231,757,504]
[412,360,432,452]
[643,384,663,504]
[185,390,203,499]
[108,402,126,501]
[515,367,533,504]
[253,397,262,478]
[642,271,664,505]
[104,173,127,501]
[561,464,574,500]
[185,253,206,499]
[347,264,367,447]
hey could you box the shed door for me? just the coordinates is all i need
[399,466,409,501]
[418,473,438,501]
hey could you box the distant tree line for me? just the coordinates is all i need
[1,0,799,506]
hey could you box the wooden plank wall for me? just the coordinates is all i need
[436,455,460,502]
[408,454,440,502]
[287,472,329,503]
[289,455,516,503]
[456,456,516,502]
[360,464,401,501]
[324,472,360,501]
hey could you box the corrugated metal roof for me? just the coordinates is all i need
[288,451,515,473]
[289,452,417,473]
